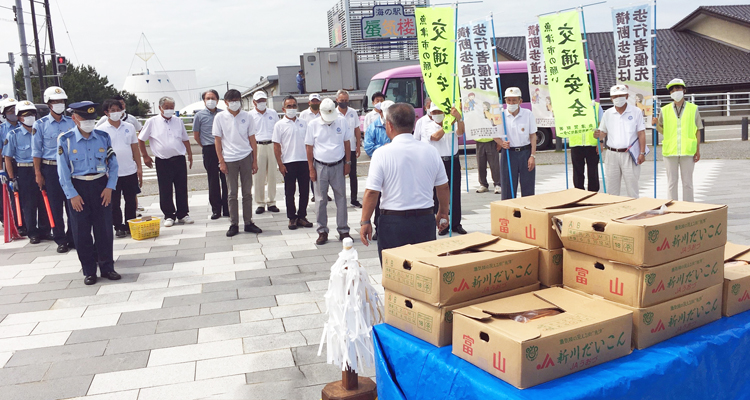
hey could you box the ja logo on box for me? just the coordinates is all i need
[733,284,741,296]
[442,271,455,284]
[645,273,656,287]
[525,346,538,361]
[643,311,654,326]
[648,229,659,244]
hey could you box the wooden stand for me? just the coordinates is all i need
[322,366,377,400]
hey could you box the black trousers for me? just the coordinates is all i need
[70,176,114,276]
[500,148,535,200]
[155,155,189,220]
[203,145,228,215]
[571,146,601,192]
[434,156,462,228]
[349,150,358,202]
[41,164,73,245]
[377,213,436,263]
[284,161,310,220]
[17,167,50,239]
[112,172,139,231]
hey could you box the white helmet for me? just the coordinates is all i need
[43,86,67,103]
[0,98,18,114]
[15,100,36,115]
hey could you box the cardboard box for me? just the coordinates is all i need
[723,242,750,317]
[563,247,725,307]
[553,198,728,267]
[568,284,723,350]
[381,232,538,307]
[451,287,632,389]
[384,283,541,347]
[539,248,564,287]
[491,189,631,249]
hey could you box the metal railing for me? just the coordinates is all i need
[599,91,750,118]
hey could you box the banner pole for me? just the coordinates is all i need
[490,14,515,199]
[580,7,606,193]
[564,138,569,189]
[447,2,460,237]
[652,0,658,198]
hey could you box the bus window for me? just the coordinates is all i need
[385,78,422,109]
[366,79,386,108]
[498,73,531,103]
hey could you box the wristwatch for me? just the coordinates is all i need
[640,152,646,155]
[360,220,371,226]
[345,161,352,165]
[530,154,536,159]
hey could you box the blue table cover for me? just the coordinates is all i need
[374,311,750,400]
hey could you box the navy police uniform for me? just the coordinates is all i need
[57,102,120,284]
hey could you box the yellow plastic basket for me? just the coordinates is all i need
[127,217,161,240]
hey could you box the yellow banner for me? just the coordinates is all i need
[416,7,457,130]
[538,11,595,138]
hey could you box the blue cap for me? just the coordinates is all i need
[68,101,99,120]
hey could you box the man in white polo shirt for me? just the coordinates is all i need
[305,98,352,245]
[212,89,263,237]
[273,95,314,231]
[595,84,646,198]
[249,91,280,215]
[360,103,449,261]
[336,89,362,208]
[139,96,194,227]
[100,98,141,238]
[499,87,538,200]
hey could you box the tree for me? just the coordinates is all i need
[13,60,150,116]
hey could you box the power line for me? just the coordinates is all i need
[52,0,78,64]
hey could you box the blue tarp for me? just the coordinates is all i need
[374,311,750,400]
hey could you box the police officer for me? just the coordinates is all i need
[0,98,21,228]
[3,101,51,243]
[57,101,121,285]
[569,102,604,192]
[32,87,76,252]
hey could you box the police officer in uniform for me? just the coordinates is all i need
[57,102,121,285]
[32,86,76,252]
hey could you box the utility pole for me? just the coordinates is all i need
[2,53,17,99]
[29,0,46,92]
[14,0,34,102]
[43,0,60,87]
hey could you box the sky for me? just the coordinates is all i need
[0,0,740,102]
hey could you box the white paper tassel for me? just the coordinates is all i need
[318,237,384,373]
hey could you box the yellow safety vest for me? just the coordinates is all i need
[662,101,698,157]
[568,103,600,147]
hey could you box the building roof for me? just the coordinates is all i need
[495,29,750,94]
[672,5,750,30]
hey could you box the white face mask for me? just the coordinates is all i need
[432,113,445,124]
[51,104,66,115]
[79,120,96,133]
[21,115,36,127]
[670,91,684,102]
[228,101,242,112]
[205,100,218,109]
[507,103,519,113]
[285,109,297,119]
[255,102,267,112]
[612,97,627,108]
[374,102,382,111]
[108,111,123,122]
[162,109,175,118]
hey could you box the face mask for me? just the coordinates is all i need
[162,109,175,118]
[5,113,18,123]
[310,104,320,112]
[79,120,96,133]
[285,109,298,119]
[51,104,66,115]
[374,102,382,111]
[432,114,445,124]
[612,97,627,108]
[338,101,349,109]
[205,100,217,109]
[507,104,519,113]
[229,101,242,112]
[21,115,36,127]
[108,111,123,122]
[671,91,684,102]
[255,102,266,112]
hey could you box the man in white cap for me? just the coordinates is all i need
[421,102,466,235]
[595,84,646,198]
[499,87,538,200]
[305,98,352,245]
[249,91,280,214]
[299,93,331,203]
[652,78,702,202]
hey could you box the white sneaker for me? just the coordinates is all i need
[494,186,501,194]
[476,186,488,193]
[179,216,194,224]
[164,218,175,227]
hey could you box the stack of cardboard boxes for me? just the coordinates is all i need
[554,197,728,349]
[381,232,540,347]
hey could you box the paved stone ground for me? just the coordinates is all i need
[1,158,748,400]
